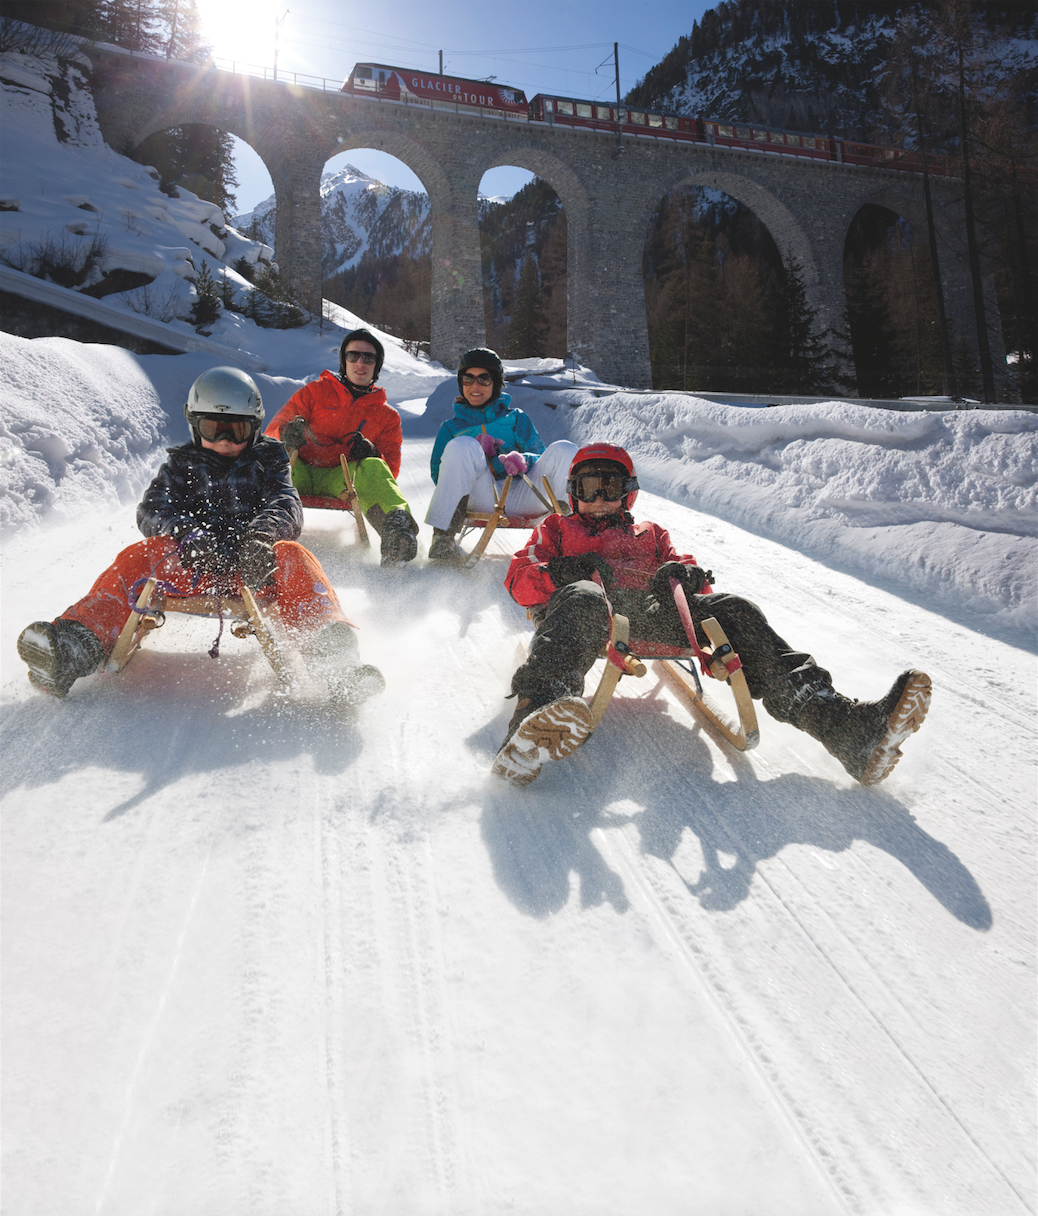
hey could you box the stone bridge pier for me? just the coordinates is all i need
[84,49,1003,390]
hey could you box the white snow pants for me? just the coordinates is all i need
[425,437,577,529]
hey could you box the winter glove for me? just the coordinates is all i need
[545,553,615,590]
[177,528,225,574]
[237,535,277,588]
[500,450,528,477]
[650,561,712,598]
[477,432,502,458]
[279,416,308,453]
[345,431,378,463]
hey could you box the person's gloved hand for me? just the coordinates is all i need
[279,416,308,453]
[177,529,225,573]
[346,431,377,463]
[237,535,277,588]
[545,553,615,589]
[501,451,528,477]
[477,432,502,458]
[650,561,712,598]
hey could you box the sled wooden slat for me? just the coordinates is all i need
[106,576,293,682]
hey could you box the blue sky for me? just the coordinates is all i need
[194,0,715,212]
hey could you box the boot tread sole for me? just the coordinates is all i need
[860,670,932,785]
[492,696,593,787]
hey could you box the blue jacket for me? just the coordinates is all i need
[137,437,303,565]
[430,394,545,484]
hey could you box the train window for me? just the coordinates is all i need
[754,129,768,141]
[557,100,573,115]
[576,103,592,118]
[595,105,611,120]
[648,113,663,127]
[770,131,784,143]
[717,124,732,138]
[629,110,645,124]
[664,115,680,130]
[355,66,371,80]
[543,98,554,114]
[735,126,750,139]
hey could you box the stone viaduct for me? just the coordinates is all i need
[83,48,1001,388]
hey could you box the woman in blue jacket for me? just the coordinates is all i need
[426,348,576,561]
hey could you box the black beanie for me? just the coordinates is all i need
[339,328,385,381]
[457,347,504,401]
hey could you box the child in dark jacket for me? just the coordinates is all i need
[17,367,383,705]
[493,442,931,787]
[425,348,576,561]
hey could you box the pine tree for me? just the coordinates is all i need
[506,250,544,358]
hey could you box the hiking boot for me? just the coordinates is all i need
[17,619,105,697]
[809,670,932,785]
[491,695,593,788]
[378,508,418,567]
[429,528,465,563]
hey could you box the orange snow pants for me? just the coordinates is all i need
[60,536,353,654]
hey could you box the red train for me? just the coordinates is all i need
[341,64,949,177]
[341,63,528,119]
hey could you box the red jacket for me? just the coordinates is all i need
[505,511,705,608]
[265,371,402,477]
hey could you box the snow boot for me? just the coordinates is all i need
[429,528,465,563]
[491,695,593,788]
[306,621,386,706]
[797,670,932,785]
[17,618,105,698]
[428,496,469,564]
[366,505,418,566]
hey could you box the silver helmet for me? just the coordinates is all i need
[185,366,264,448]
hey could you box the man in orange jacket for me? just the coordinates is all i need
[265,328,420,566]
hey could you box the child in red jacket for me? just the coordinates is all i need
[494,443,931,787]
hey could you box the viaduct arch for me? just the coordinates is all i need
[83,48,1002,388]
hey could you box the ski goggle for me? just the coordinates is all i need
[196,415,257,443]
[343,350,377,364]
[461,373,494,386]
[568,471,638,502]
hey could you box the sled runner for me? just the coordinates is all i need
[290,451,371,548]
[107,576,293,681]
[492,584,758,788]
[461,472,564,568]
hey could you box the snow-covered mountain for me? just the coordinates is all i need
[628,0,1038,142]
[233,165,431,280]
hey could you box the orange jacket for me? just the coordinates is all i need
[265,370,402,477]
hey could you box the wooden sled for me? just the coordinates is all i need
[586,605,760,752]
[106,576,293,682]
[461,472,564,568]
[291,452,370,548]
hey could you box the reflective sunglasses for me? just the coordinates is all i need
[461,372,494,386]
[569,471,636,502]
[197,415,257,443]
[343,350,377,364]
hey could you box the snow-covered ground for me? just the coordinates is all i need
[2,324,1036,1215]
[2,29,1036,1216]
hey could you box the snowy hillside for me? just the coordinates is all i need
[1,23,1036,1216]
[233,164,431,280]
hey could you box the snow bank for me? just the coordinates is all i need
[564,391,1038,636]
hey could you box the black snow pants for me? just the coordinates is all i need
[509,580,834,724]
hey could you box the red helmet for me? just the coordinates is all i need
[566,443,639,512]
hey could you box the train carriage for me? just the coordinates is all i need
[341,63,528,120]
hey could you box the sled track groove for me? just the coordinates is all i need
[592,819,1033,1216]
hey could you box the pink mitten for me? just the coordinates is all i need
[477,432,502,457]
[501,451,528,476]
